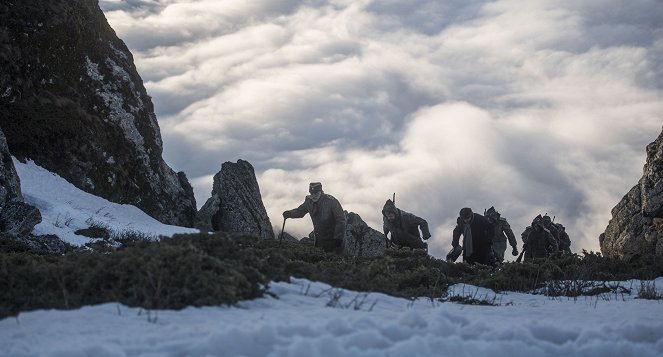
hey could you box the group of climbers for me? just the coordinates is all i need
[282,182,572,264]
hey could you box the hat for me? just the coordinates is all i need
[309,182,322,193]
[459,207,473,219]
[382,199,397,215]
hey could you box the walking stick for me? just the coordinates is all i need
[279,218,287,246]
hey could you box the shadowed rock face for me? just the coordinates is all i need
[600,127,663,260]
[344,212,387,257]
[0,0,196,227]
[197,160,274,240]
[0,127,44,249]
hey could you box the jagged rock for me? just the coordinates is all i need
[0,127,41,237]
[0,129,22,205]
[344,212,387,257]
[0,233,68,254]
[600,127,663,260]
[0,201,41,236]
[197,160,274,240]
[0,1,197,227]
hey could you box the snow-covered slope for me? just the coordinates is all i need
[4,159,663,357]
[13,158,198,246]
[2,278,662,356]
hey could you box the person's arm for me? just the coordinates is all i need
[412,213,431,239]
[283,199,309,219]
[452,221,462,247]
[502,219,518,253]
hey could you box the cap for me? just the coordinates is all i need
[309,182,322,193]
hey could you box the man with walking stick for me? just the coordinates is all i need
[282,182,346,254]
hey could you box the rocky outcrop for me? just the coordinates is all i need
[197,160,274,240]
[0,0,196,227]
[600,127,663,260]
[344,212,388,257]
[0,128,41,235]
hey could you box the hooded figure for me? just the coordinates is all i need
[522,215,558,262]
[452,207,494,265]
[283,182,346,254]
[382,199,430,250]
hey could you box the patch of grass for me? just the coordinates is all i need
[2,234,662,318]
[637,280,663,300]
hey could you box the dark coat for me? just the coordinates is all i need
[383,209,430,249]
[523,226,558,261]
[452,213,493,265]
[285,193,346,252]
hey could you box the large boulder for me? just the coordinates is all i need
[197,160,275,240]
[0,0,197,227]
[600,127,663,260]
[344,212,387,257]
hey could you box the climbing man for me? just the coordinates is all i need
[451,207,494,265]
[382,199,430,250]
[484,206,518,263]
[283,182,346,254]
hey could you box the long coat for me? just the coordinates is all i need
[285,193,346,252]
[452,213,493,265]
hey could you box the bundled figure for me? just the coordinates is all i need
[451,208,494,265]
[484,206,518,263]
[283,182,346,254]
[382,199,430,250]
[521,215,558,262]
[541,215,572,255]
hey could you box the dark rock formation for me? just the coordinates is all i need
[600,127,663,260]
[344,212,387,257]
[0,0,196,227]
[0,233,69,254]
[0,129,22,205]
[197,160,274,240]
[0,128,41,236]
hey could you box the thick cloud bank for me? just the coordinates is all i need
[100,0,663,258]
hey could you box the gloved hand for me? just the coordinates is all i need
[423,235,431,241]
[512,246,519,256]
[282,211,291,219]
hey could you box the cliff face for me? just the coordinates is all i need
[600,127,663,260]
[197,160,275,240]
[0,0,196,227]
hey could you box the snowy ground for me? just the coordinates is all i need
[1,278,662,357]
[13,158,198,246]
[5,159,663,356]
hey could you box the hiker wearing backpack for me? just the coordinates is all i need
[522,215,558,262]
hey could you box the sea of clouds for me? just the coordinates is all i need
[100,0,663,258]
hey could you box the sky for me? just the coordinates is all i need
[98,0,663,259]
[7,157,663,356]
[2,277,662,356]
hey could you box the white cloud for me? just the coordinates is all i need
[101,0,663,259]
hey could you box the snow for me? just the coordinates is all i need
[4,159,663,356]
[13,158,197,246]
[1,278,662,356]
